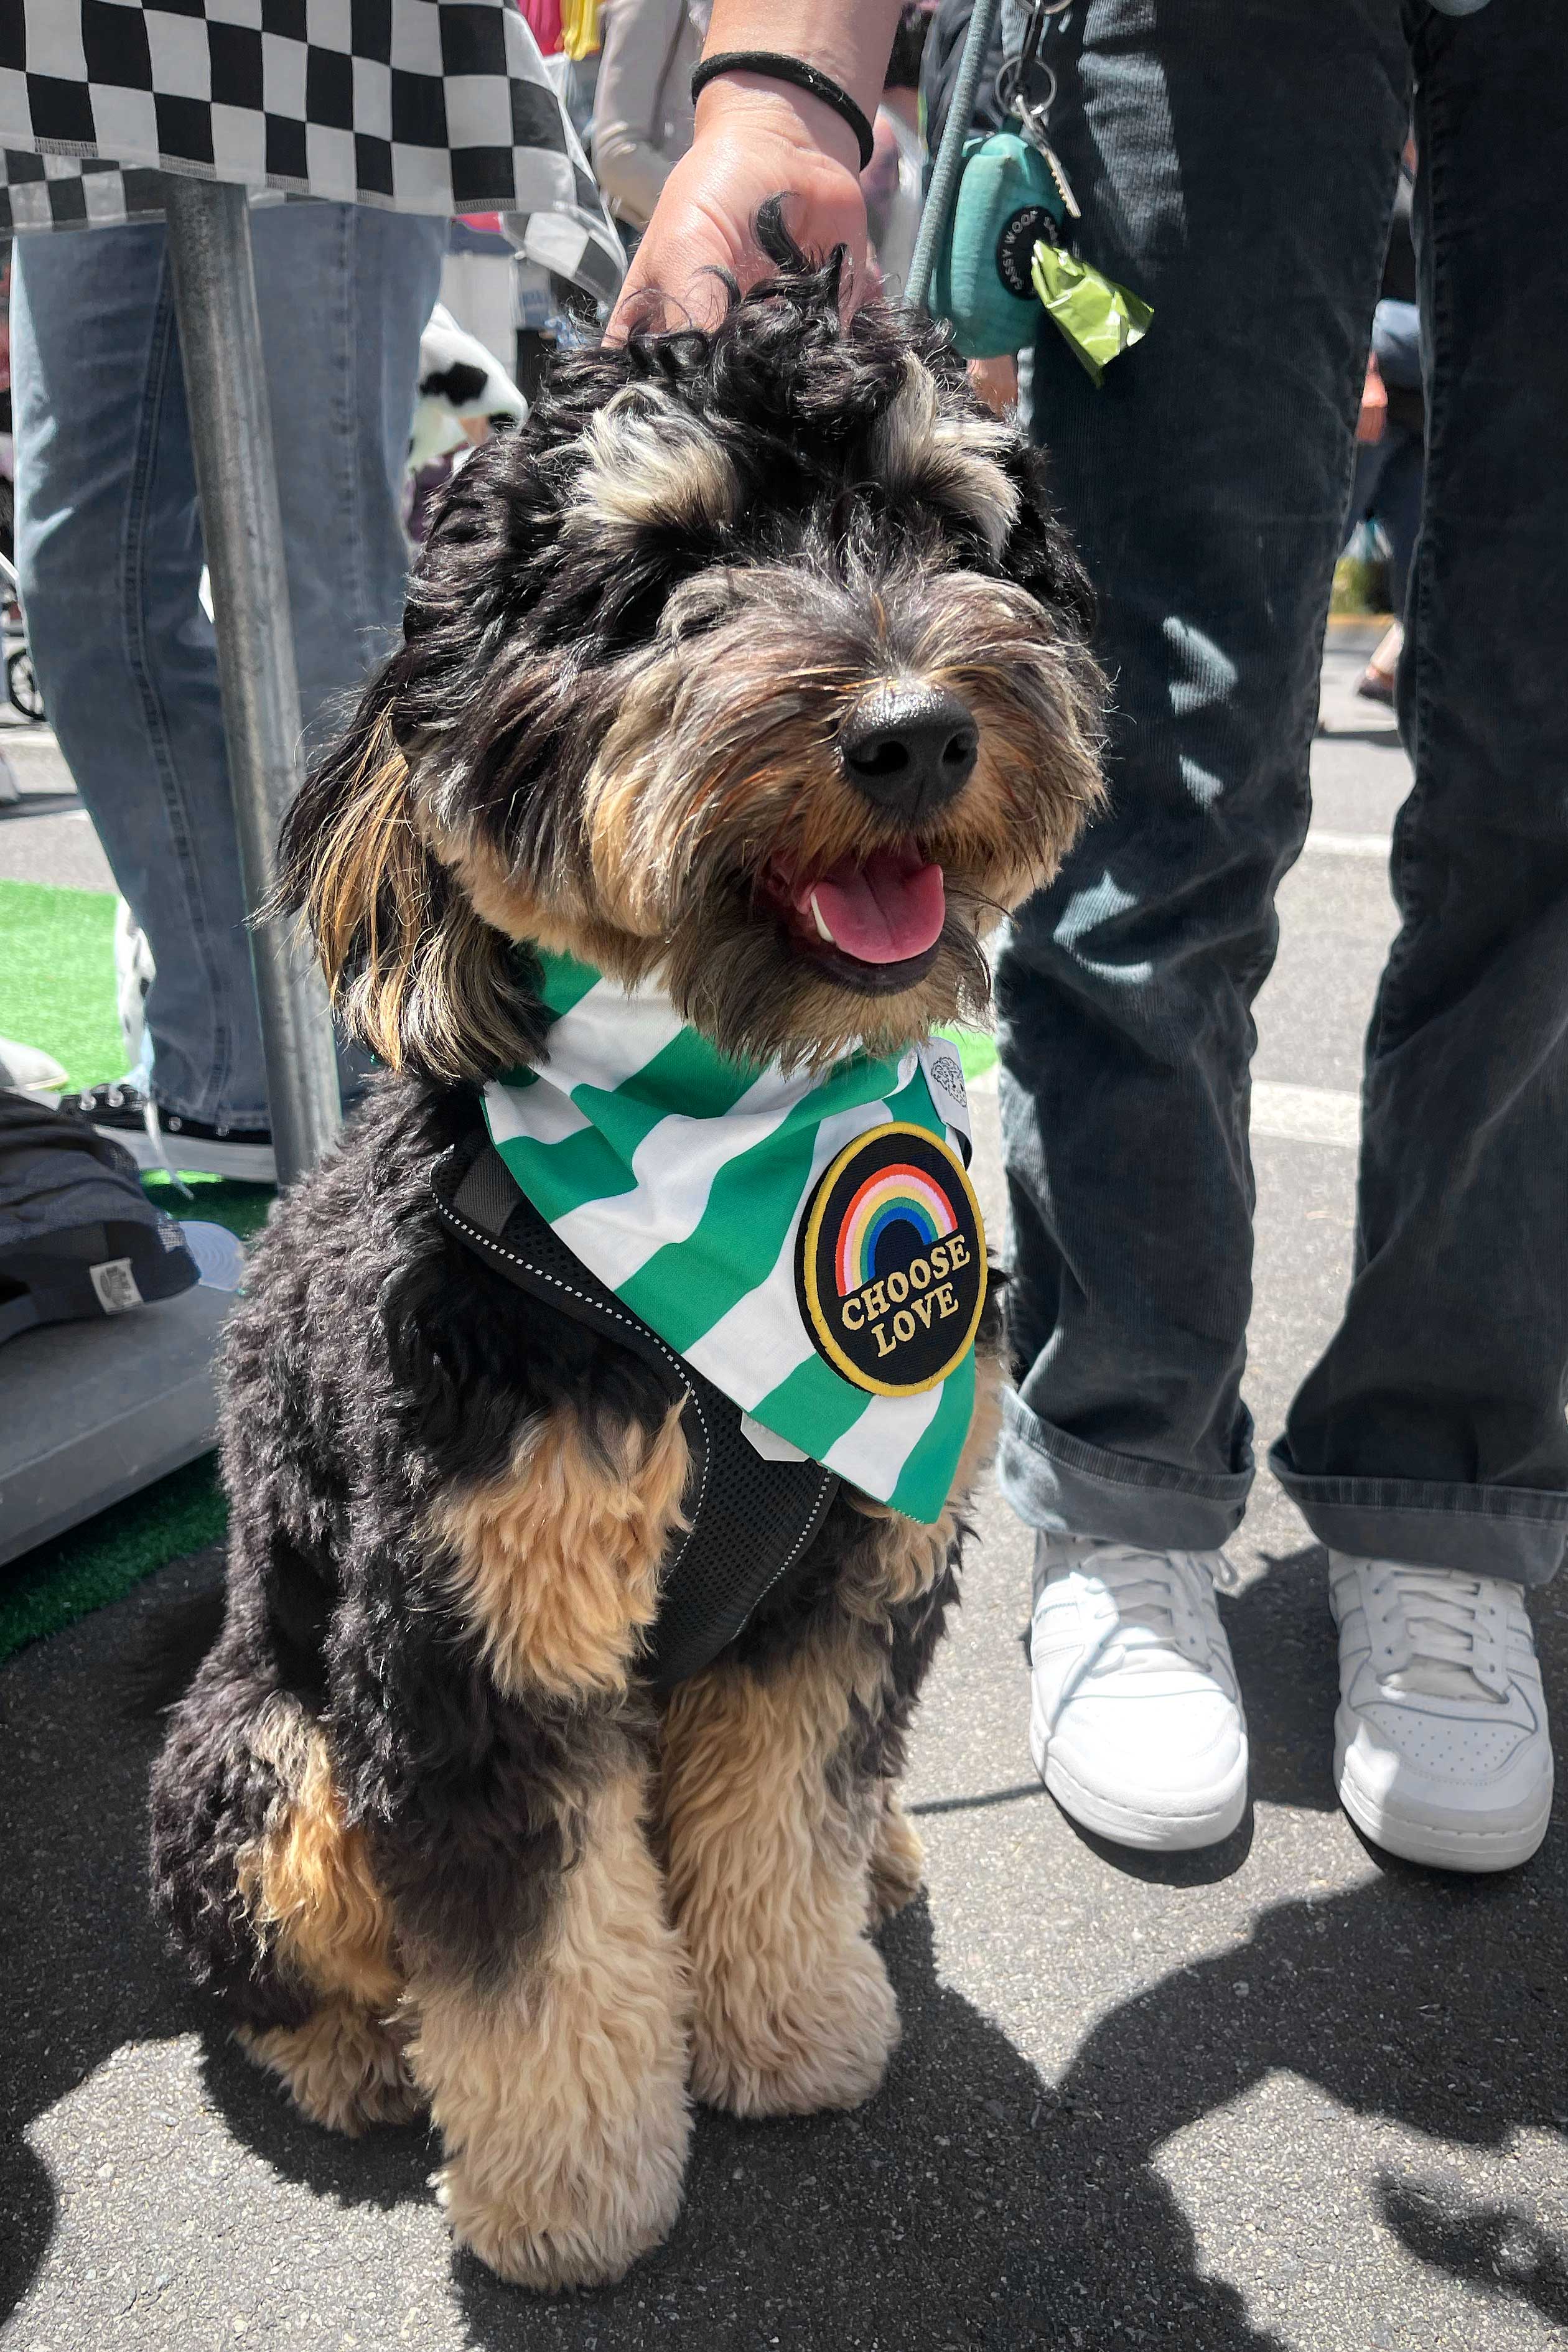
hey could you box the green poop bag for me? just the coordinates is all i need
[927,131,1066,360]
[1030,243,1152,385]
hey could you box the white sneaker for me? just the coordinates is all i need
[1330,1554,1553,1872]
[1029,1536,1249,1851]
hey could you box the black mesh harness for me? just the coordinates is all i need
[432,1137,841,1688]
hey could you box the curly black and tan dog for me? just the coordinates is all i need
[150,217,1104,2291]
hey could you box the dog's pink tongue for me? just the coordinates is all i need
[803,852,946,964]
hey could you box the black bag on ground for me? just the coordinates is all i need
[0,1088,198,1347]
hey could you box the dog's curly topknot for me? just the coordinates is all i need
[400,203,1094,665]
[608,196,936,442]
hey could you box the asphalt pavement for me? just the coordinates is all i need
[0,702,114,892]
[4,640,1566,2351]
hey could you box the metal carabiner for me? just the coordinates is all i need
[995,0,1073,125]
[996,54,1057,122]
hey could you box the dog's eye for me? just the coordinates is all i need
[873,359,1022,562]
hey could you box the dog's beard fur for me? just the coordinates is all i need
[278,214,1107,1080]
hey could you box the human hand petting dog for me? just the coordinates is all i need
[607,0,907,337]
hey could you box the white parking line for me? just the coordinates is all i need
[1252,1080,1360,1148]
[1302,829,1393,861]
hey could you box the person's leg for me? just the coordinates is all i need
[997,0,1409,1548]
[248,202,446,758]
[1346,433,1394,548]
[1276,7,1568,1584]
[999,0,1409,1851]
[12,205,444,1134]
[1367,421,1422,618]
[1269,6,1568,1872]
[13,222,268,1129]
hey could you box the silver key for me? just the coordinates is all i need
[1018,98,1082,220]
[1040,138,1081,219]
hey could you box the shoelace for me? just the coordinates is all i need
[141,1093,177,1180]
[1361,1562,1521,1703]
[129,1093,195,1197]
[1052,1544,1229,1682]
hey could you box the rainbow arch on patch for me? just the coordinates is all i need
[836,1162,959,1297]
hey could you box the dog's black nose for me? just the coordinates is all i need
[839,688,979,823]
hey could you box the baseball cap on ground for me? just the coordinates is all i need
[0,1088,198,1346]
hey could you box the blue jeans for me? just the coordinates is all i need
[11,202,445,1129]
[1349,299,1424,615]
[1348,423,1423,621]
[998,1,1568,1584]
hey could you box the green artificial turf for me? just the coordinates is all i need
[0,876,278,1238]
[0,877,125,1092]
[0,1454,226,1666]
[142,1170,278,1242]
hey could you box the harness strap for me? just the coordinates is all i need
[432,1138,840,1688]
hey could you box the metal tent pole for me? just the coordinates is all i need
[161,174,343,1187]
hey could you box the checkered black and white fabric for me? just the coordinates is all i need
[0,1,623,304]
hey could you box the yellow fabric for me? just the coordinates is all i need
[561,0,602,61]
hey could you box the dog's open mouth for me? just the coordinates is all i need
[760,848,946,994]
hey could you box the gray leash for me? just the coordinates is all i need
[904,0,1002,313]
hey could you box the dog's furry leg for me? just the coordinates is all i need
[656,1355,994,2119]
[406,1762,690,2292]
[241,1996,419,2136]
[230,1702,418,2134]
[396,1400,694,2289]
[656,1615,902,2119]
[152,1659,418,2135]
[867,1784,926,1925]
[431,1402,689,1704]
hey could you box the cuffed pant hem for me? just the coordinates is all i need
[152,1093,271,1133]
[997,1388,1253,1552]
[1267,1440,1568,1587]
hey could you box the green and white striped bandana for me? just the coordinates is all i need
[482,952,986,1524]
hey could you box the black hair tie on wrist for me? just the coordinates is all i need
[691,52,876,174]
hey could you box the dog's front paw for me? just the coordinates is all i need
[691,1939,899,2118]
[240,2002,423,2137]
[440,2095,690,2291]
[867,1791,925,1925]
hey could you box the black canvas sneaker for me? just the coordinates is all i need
[59,1080,277,1184]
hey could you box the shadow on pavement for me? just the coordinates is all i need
[2,1548,1566,2348]
[1378,2179,1568,2330]
[1223,1541,1344,1814]
[0,1550,230,2320]
[0,789,83,821]
[1060,1801,1256,1886]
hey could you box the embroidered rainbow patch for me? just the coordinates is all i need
[796,1121,986,1398]
[836,1164,959,1298]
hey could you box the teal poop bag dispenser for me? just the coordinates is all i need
[927,129,1065,361]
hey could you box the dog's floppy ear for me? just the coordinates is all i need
[273,681,540,1086]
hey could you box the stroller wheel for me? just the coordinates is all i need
[7,645,44,724]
